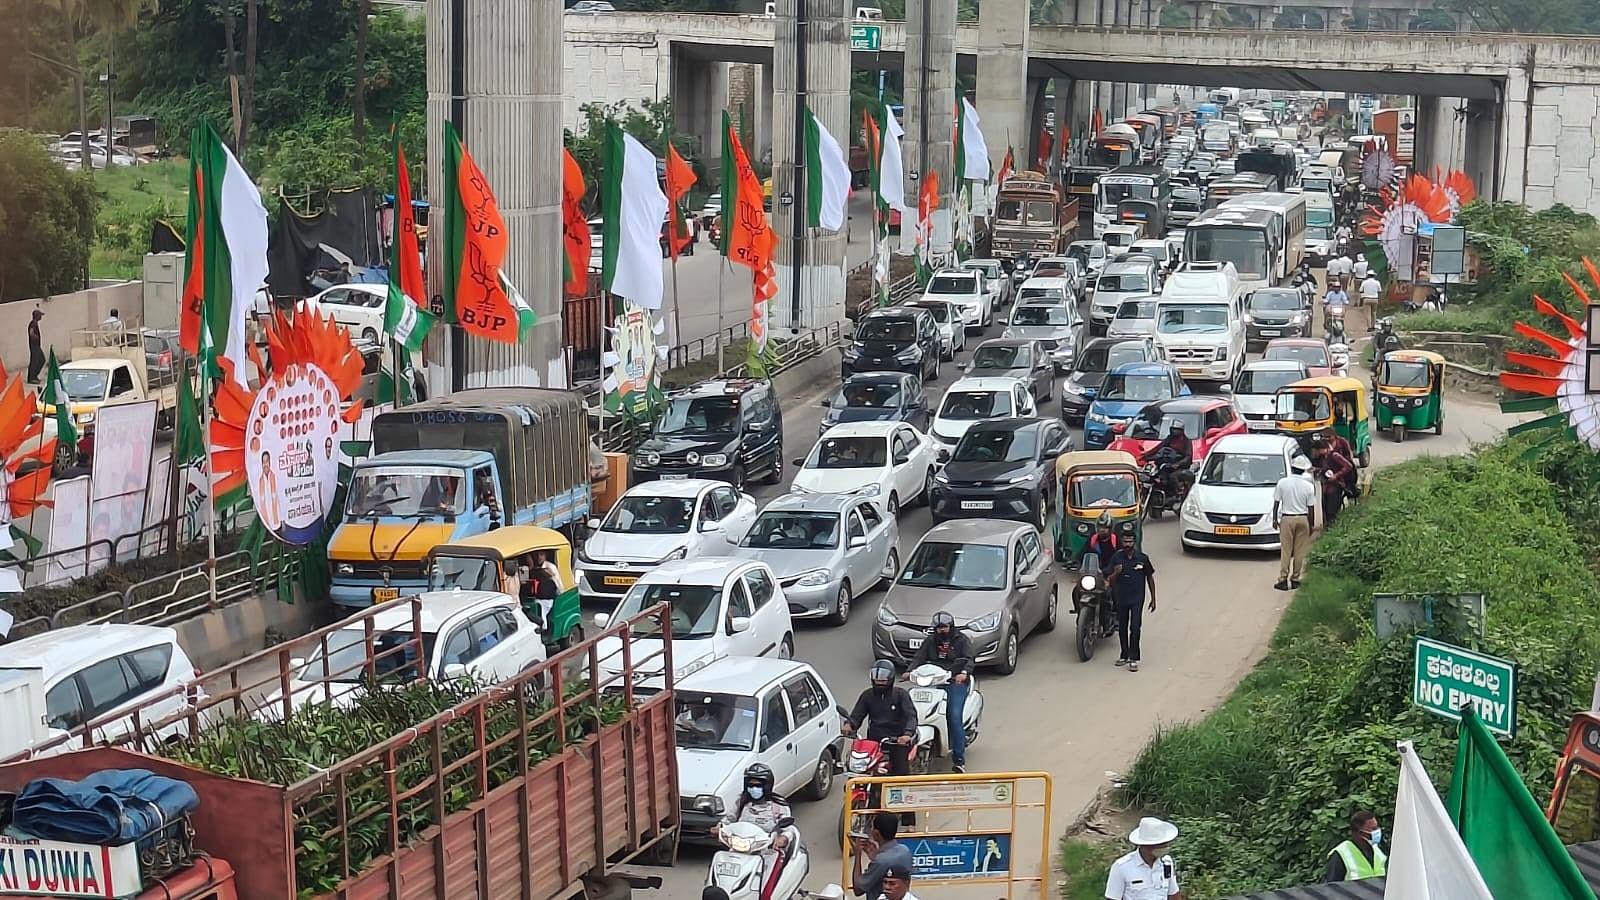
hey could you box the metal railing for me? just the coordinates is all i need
[666,320,752,370]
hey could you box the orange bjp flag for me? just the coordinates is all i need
[665,142,697,261]
[562,148,590,297]
[444,123,524,344]
[720,112,776,273]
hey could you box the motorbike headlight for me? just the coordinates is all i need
[694,794,725,814]
[335,563,355,576]
[700,453,728,467]
[876,606,899,626]
[796,568,831,587]
[640,451,661,467]
[967,611,1001,632]
[1078,575,1097,591]
[658,546,688,563]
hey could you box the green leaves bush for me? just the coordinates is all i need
[1117,438,1600,897]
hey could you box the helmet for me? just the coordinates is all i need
[932,610,956,634]
[1309,433,1328,448]
[1169,419,1186,432]
[1096,511,1114,531]
[870,659,896,685]
[743,763,776,795]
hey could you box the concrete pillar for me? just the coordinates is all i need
[756,63,774,166]
[1026,77,1049,170]
[1050,88,1067,176]
[1414,96,1465,176]
[977,0,1030,178]
[903,0,958,255]
[772,0,849,332]
[425,0,564,390]
[1463,96,1499,201]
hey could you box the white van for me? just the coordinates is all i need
[1155,261,1246,386]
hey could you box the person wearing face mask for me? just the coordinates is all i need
[908,611,974,772]
[721,763,793,900]
[1325,809,1386,881]
[843,660,918,778]
[1106,817,1184,899]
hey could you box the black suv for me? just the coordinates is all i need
[929,417,1074,529]
[630,378,784,489]
[840,307,942,382]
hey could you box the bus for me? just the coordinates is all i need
[1220,191,1307,282]
[1201,121,1236,157]
[1124,114,1165,163]
[1203,172,1278,209]
[1183,206,1280,295]
[1094,166,1172,239]
[1089,123,1142,169]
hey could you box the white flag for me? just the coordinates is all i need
[1384,741,1494,900]
[878,106,906,217]
[601,126,670,310]
[960,99,991,181]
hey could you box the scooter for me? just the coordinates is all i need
[1140,448,1194,519]
[904,662,984,763]
[709,819,809,900]
[1324,305,1347,346]
[1070,554,1118,662]
[1328,342,1351,377]
[837,735,928,846]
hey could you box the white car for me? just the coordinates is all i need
[702,194,722,219]
[791,421,937,516]
[930,376,1037,455]
[594,558,796,687]
[961,259,1010,309]
[1107,297,1160,340]
[303,284,390,344]
[910,299,967,360]
[1129,239,1177,274]
[921,269,991,331]
[1014,275,1074,308]
[674,657,846,840]
[1067,241,1110,279]
[1179,433,1303,552]
[263,591,546,715]
[0,624,204,759]
[1234,360,1309,431]
[1101,224,1141,258]
[576,479,759,604]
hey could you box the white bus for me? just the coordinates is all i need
[1219,191,1307,283]
[1183,206,1280,295]
[1093,166,1172,239]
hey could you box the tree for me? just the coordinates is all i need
[352,0,370,147]
[0,129,96,301]
[46,0,159,166]
[564,99,674,190]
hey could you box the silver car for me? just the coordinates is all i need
[870,519,1057,675]
[1002,302,1082,372]
[1106,297,1160,341]
[732,492,899,626]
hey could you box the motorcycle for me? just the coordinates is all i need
[1372,317,1404,377]
[1324,305,1347,346]
[1328,342,1351,377]
[836,735,928,845]
[1140,448,1194,519]
[1010,255,1035,285]
[904,661,984,763]
[1070,555,1118,662]
[709,819,809,900]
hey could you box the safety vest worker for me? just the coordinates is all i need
[1325,810,1387,881]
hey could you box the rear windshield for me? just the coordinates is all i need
[927,275,977,295]
[857,319,915,342]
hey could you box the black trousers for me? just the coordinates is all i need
[27,348,43,384]
[1322,489,1345,527]
[1116,600,1143,661]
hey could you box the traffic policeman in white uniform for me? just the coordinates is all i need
[1105,818,1184,900]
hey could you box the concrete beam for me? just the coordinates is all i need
[904,0,959,255]
[977,0,1030,176]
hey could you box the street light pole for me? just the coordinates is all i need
[790,0,808,332]
[28,52,90,176]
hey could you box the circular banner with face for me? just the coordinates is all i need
[243,362,343,546]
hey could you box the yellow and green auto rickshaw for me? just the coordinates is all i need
[1272,375,1371,467]
[425,526,584,649]
[1054,450,1144,561]
[1374,349,1445,442]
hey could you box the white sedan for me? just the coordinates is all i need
[930,376,1037,455]
[576,479,759,604]
[790,421,938,516]
[1179,433,1303,552]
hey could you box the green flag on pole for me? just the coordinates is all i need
[42,350,76,457]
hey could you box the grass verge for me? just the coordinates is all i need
[1058,836,1121,900]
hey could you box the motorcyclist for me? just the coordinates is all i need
[908,611,974,773]
[1139,420,1193,502]
[844,660,918,778]
[1083,512,1122,568]
[1373,317,1404,374]
[719,763,793,900]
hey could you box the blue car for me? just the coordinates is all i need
[1083,362,1190,449]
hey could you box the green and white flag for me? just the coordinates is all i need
[42,350,76,455]
[600,123,669,310]
[804,105,851,232]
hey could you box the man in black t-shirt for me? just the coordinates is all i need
[1106,533,1157,672]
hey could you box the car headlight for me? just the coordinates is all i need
[1215,346,1228,362]
[1088,411,1112,424]
[686,451,701,465]
[75,412,95,426]
[1291,313,1306,324]
[335,563,354,576]
[856,482,883,496]
[897,346,923,360]
[640,451,661,467]
[843,347,862,360]
[1001,328,1017,339]
[1064,381,1088,395]
[1242,313,1253,323]
[967,611,1001,632]
[658,546,688,563]
[934,471,950,484]
[1006,474,1032,484]
[693,794,725,815]
[876,606,899,626]
[700,453,728,467]
[796,568,831,587]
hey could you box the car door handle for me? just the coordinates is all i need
[786,743,795,751]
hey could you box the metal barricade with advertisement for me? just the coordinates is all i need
[841,772,1053,900]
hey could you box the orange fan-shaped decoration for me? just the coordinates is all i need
[0,373,55,521]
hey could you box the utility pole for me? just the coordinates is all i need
[790,0,808,330]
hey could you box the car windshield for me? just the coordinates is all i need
[927,275,976,295]
[857,319,916,343]
[601,496,694,533]
[1250,291,1301,311]
[60,370,109,402]
[1236,368,1303,395]
[347,469,466,518]
[941,390,1012,420]
[676,692,760,750]
[1275,390,1331,422]
[1099,373,1171,402]
[838,381,902,408]
[915,303,951,323]
[429,555,500,592]
[1116,301,1157,320]
[1127,410,1203,440]
[657,396,739,436]
[613,583,723,639]
[1307,225,1332,240]
[971,344,1029,370]
[1266,344,1330,367]
[1201,450,1285,487]
[1068,245,1099,266]
[898,541,1007,590]
[1381,360,1432,388]
[809,435,888,468]
[1016,288,1067,305]
[964,263,999,278]
[953,428,1035,463]
[1070,473,1138,508]
[1173,187,1202,203]
[1096,273,1151,293]
[1011,305,1071,326]
[743,510,840,549]
[1157,304,1229,334]
[299,629,437,684]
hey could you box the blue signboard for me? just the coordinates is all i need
[907,834,1012,880]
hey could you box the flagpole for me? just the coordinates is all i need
[716,260,727,373]
[199,369,218,607]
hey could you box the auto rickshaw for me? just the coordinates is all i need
[425,526,584,649]
[1054,450,1144,561]
[1373,349,1445,442]
[1272,375,1371,467]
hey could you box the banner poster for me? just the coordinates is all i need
[45,476,91,585]
[243,362,343,546]
[91,401,157,502]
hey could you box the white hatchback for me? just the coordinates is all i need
[303,284,391,345]
[1179,433,1303,552]
[930,376,1037,456]
[577,479,759,604]
[792,421,938,516]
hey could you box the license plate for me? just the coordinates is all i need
[715,862,741,877]
[603,575,639,587]
[661,473,689,480]
[1259,329,1280,337]
[1180,367,1205,377]
[911,688,941,703]
[1214,525,1250,535]
[372,587,399,603]
[907,637,923,650]
[961,500,993,510]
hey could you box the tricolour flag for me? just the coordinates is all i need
[601,123,670,310]
[443,123,534,344]
[42,350,75,455]
[665,141,697,261]
[386,137,435,354]
[562,148,591,297]
[865,108,890,307]
[915,169,940,284]
[719,111,779,365]
[1384,740,1493,900]
[179,122,269,386]
[804,105,850,232]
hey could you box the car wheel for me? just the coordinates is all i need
[1039,586,1059,633]
[1032,495,1048,531]
[994,626,1020,676]
[778,634,794,659]
[879,548,900,586]
[827,581,853,626]
[762,451,784,485]
[887,491,901,515]
[731,463,747,490]
[919,468,934,506]
[361,327,379,344]
[805,749,838,801]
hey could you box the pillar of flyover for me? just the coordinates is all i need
[673,56,729,173]
[425,0,565,390]
[771,0,849,331]
[1462,98,1498,201]
[976,0,1030,177]
[902,0,958,257]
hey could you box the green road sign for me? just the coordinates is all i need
[851,24,882,51]
[1413,637,1518,737]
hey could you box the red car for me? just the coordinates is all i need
[1262,338,1336,377]
[1107,396,1250,464]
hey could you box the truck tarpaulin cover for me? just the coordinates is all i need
[267,188,382,298]
[12,769,199,844]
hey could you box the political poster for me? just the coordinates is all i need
[244,362,343,546]
[90,401,157,502]
[45,476,91,585]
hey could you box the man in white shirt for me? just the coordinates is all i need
[1352,254,1370,281]
[1359,273,1382,306]
[1272,456,1318,591]
[1106,818,1184,900]
[100,308,125,346]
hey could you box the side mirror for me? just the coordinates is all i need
[700,519,723,532]
[729,616,752,633]
[443,662,467,679]
[1111,422,1127,435]
[848,535,867,549]
[793,457,806,467]
[1018,574,1039,588]
[586,517,602,531]
[893,453,910,465]
[593,612,611,628]
[1206,428,1222,439]
[1219,382,1233,393]
[820,397,831,407]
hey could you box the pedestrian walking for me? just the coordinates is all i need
[26,309,44,384]
[1271,455,1317,591]
[1106,817,1184,900]
[1310,434,1354,527]
[1351,253,1370,283]
[1358,272,1382,307]
[1106,532,1156,672]
[1326,253,1350,290]
[1325,809,1387,881]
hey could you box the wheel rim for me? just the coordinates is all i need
[924,469,934,499]
[836,585,851,620]
[1006,631,1018,669]
[780,636,794,658]
[888,493,899,514]
[883,549,900,580]
[815,757,834,794]
[1046,589,1058,627]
